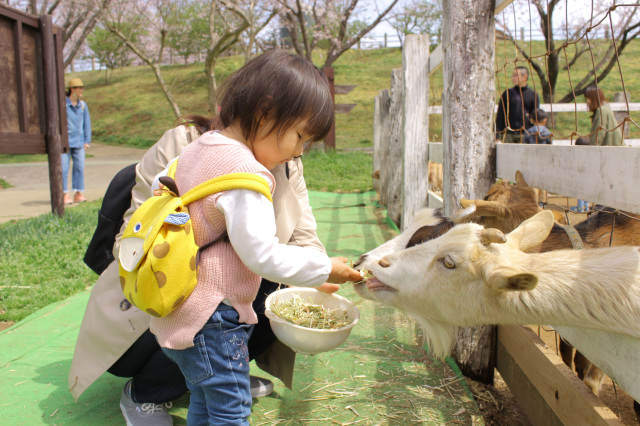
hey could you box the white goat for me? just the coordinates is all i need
[355,210,640,359]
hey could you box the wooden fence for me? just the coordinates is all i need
[372,3,640,424]
[0,3,67,216]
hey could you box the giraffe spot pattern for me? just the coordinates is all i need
[172,296,185,309]
[190,255,196,271]
[120,275,126,291]
[153,241,170,258]
[184,222,191,235]
[155,271,167,288]
[146,307,161,317]
[168,224,181,233]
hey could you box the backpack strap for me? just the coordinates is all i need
[181,172,273,204]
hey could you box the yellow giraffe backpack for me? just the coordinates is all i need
[118,162,272,317]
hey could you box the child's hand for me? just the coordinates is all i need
[152,183,165,197]
[327,257,362,284]
[314,283,340,294]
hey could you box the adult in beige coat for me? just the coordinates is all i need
[68,123,329,414]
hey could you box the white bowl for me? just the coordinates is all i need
[264,288,360,355]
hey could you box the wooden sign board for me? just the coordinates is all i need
[335,84,356,95]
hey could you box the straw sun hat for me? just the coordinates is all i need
[67,78,85,89]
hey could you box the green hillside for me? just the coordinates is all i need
[67,49,403,150]
[67,41,640,150]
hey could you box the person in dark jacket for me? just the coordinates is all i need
[496,66,540,144]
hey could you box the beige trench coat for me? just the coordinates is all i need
[68,125,325,401]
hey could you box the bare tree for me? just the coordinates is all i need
[203,0,251,112]
[497,0,640,104]
[277,0,401,68]
[238,0,278,63]
[99,0,182,117]
[386,0,442,48]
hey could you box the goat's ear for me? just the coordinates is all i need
[486,267,538,292]
[506,210,554,251]
[515,170,529,187]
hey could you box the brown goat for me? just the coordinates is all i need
[461,171,640,400]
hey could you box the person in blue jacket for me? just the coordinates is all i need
[63,77,91,204]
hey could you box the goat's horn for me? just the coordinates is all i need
[452,204,477,222]
[480,228,507,246]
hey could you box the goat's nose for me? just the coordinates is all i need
[379,256,391,268]
[354,254,367,268]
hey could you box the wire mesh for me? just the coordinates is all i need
[495,0,640,144]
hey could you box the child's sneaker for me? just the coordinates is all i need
[250,375,274,398]
[120,379,173,426]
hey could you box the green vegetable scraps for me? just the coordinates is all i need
[272,295,351,330]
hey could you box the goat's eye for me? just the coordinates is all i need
[442,256,455,269]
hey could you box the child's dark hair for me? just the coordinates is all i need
[575,136,590,146]
[216,50,334,144]
[532,109,546,123]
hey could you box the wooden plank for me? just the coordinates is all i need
[14,21,27,133]
[496,144,640,215]
[334,84,356,95]
[554,326,640,402]
[495,0,516,15]
[383,68,404,227]
[427,43,443,74]
[498,325,622,425]
[373,90,390,196]
[335,103,356,114]
[427,190,443,208]
[428,102,640,114]
[428,142,443,163]
[55,27,68,151]
[401,34,430,230]
[0,133,45,153]
[0,17,19,133]
[0,3,40,28]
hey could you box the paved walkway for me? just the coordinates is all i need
[0,143,146,224]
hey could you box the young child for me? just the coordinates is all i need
[149,50,362,425]
[523,109,552,144]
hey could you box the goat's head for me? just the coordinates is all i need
[354,210,555,358]
[354,206,476,269]
[459,171,540,233]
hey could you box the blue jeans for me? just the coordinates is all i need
[61,147,85,192]
[161,304,254,425]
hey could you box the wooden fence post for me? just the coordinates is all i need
[613,91,630,138]
[442,0,497,383]
[322,66,336,150]
[383,69,404,227]
[401,34,430,230]
[373,90,390,197]
[40,14,64,217]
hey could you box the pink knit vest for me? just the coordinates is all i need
[150,131,274,349]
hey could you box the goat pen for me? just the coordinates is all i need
[372,0,640,424]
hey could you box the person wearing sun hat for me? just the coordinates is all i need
[63,77,92,204]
